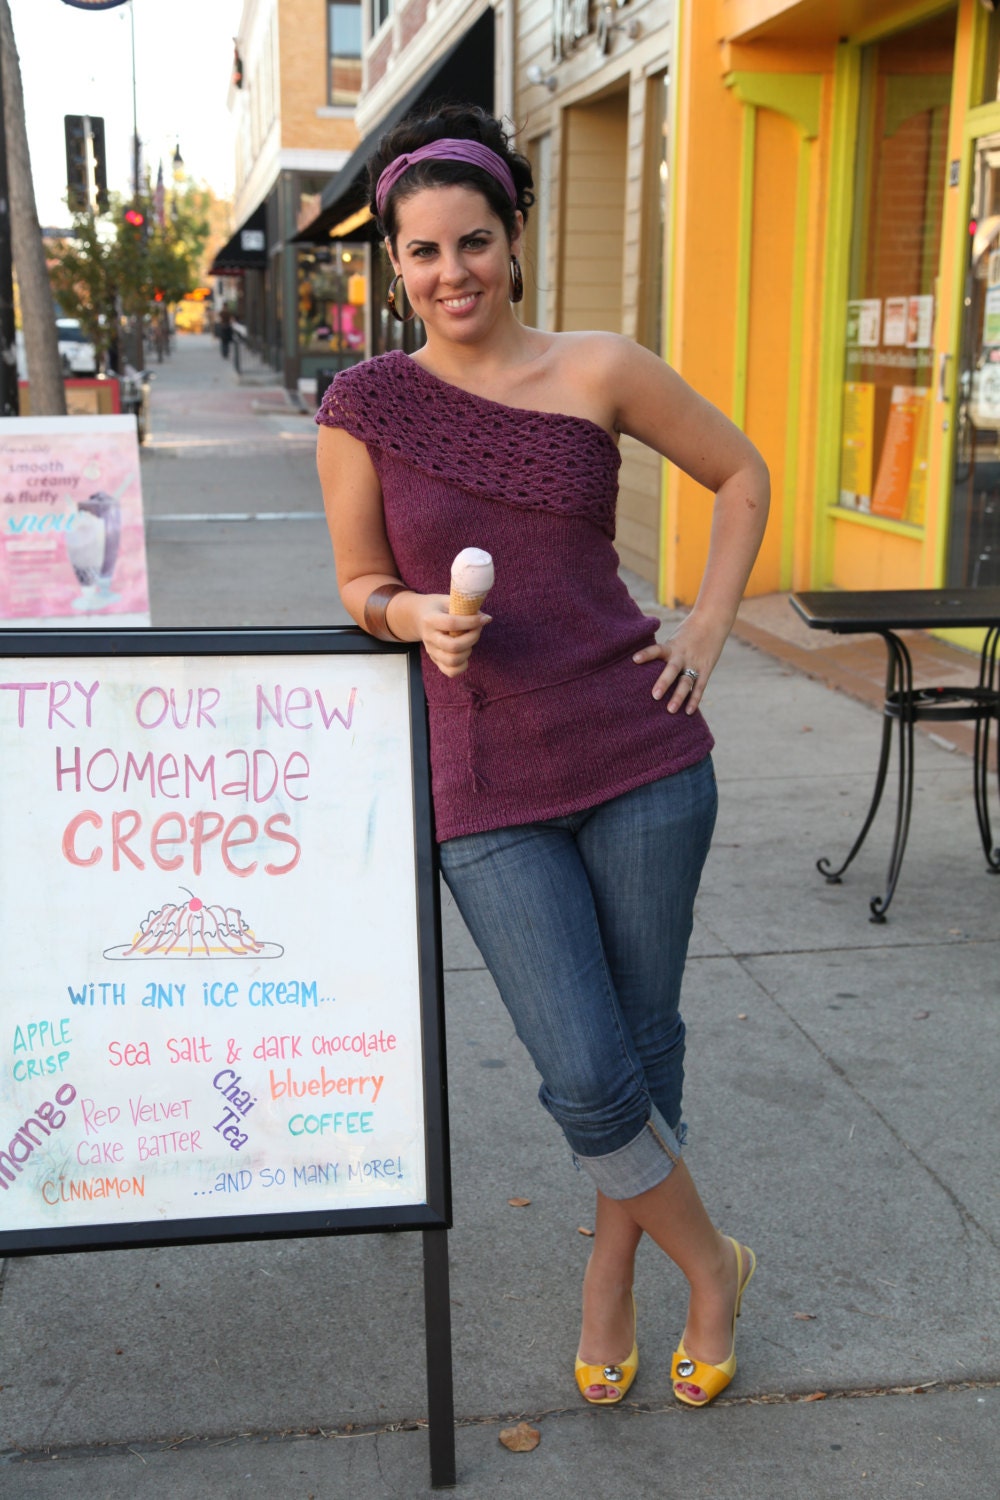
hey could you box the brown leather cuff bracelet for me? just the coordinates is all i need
[363,582,408,641]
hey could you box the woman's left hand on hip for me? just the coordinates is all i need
[632,618,727,715]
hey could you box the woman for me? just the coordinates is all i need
[317,104,769,1409]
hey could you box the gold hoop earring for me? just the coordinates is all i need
[387,274,414,323]
[509,255,524,304]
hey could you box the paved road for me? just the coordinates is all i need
[0,337,997,1497]
[140,334,348,629]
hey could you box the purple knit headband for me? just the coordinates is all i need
[375,138,517,219]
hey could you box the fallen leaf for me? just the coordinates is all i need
[577,1226,595,1237]
[507,1197,531,1208]
[912,1010,930,1021]
[801,1391,827,1402]
[800,725,813,733]
[499,1421,541,1452]
[793,1312,817,1321]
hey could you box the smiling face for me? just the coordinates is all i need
[388,184,523,346]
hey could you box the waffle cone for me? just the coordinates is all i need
[449,587,488,616]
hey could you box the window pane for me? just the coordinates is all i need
[331,2,361,56]
[297,244,368,356]
[329,0,361,105]
[837,9,956,525]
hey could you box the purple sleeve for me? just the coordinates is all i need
[314,363,371,441]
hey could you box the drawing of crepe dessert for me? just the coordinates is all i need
[104,890,283,960]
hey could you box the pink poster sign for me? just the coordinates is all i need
[0,415,150,628]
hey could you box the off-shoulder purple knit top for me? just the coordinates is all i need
[317,351,713,841]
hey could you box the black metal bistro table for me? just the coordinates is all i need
[790,588,1000,920]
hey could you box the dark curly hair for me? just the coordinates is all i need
[368,102,535,247]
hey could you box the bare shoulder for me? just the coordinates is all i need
[536,331,645,427]
[549,329,670,389]
[545,329,639,379]
[544,332,763,490]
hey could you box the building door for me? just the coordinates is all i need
[947,132,1000,588]
[559,92,628,333]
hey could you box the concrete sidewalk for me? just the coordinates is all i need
[1,336,997,1498]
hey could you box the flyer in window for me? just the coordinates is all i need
[871,386,930,523]
[906,295,934,349]
[984,287,1000,348]
[883,298,907,346]
[846,299,881,348]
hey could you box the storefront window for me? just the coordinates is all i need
[984,11,1000,104]
[838,9,956,525]
[297,244,368,357]
[372,250,424,356]
[946,135,1000,587]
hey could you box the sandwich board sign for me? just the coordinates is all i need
[0,627,454,1486]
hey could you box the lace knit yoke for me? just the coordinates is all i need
[317,351,712,840]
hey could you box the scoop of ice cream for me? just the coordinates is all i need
[450,547,494,597]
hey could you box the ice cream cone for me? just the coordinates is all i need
[449,585,490,616]
[449,547,494,624]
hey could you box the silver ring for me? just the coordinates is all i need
[681,667,699,682]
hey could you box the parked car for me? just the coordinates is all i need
[56,318,97,376]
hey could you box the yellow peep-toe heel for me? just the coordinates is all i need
[575,1294,638,1406]
[671,1238,756,1408]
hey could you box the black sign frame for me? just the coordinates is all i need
[0,627,451,1255]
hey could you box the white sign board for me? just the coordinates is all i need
[0,632,447,1251]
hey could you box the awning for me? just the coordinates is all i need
[210,203,268,274]
[292,7,495,245]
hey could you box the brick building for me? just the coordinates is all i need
[296,1,502,367]
[213,0,362,391]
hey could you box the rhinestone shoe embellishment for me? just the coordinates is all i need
[676,1358,696,1378]
[602,1365,623,1383]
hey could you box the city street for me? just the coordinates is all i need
[0,336,997,1498]
[140,334,347,630]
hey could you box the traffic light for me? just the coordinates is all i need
[65,115,88,211]
[90,116,108,213]
[64,114,108,213]
[123,205,149,249]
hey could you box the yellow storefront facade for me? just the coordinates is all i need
[668,0,1000,628]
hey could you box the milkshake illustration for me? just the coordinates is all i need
[66,483,126,610]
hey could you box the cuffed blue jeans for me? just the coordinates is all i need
[438,758,717,1199]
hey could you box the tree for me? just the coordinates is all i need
[48,181,211,370]
[45,212,116,368]
[0,0,65,413]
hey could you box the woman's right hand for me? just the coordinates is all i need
[408,593,491,677]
